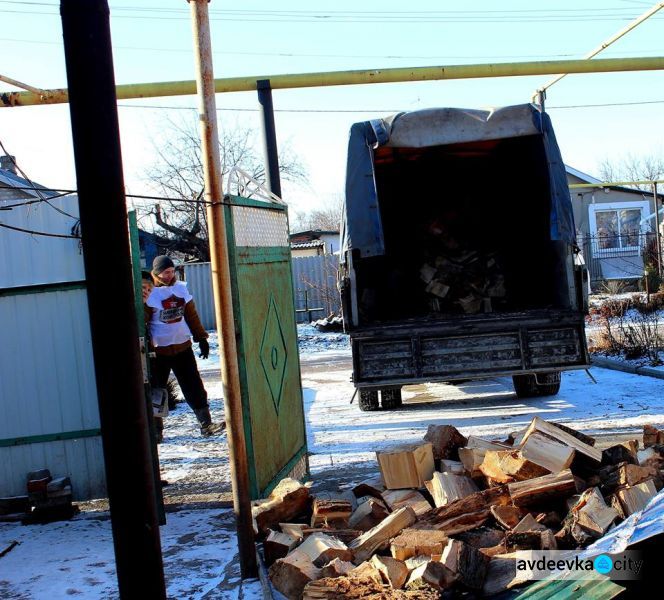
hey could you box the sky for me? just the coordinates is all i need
[1,0,664,217]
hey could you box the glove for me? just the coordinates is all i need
[198,339,210,359]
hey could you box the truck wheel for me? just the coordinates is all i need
[512,372,561,398]
[358,390,379,411]
[380,388,403,410]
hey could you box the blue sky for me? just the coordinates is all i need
[1,0,663,214]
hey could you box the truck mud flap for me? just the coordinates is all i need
[353,325,587,384]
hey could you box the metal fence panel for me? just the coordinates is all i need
[184,254,341,328]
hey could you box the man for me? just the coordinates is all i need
[144,255,224,437]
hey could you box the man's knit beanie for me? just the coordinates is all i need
[152,255,175,276]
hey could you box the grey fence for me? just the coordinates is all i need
[184,254,341,329]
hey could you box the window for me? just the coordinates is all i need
[589,201,650,254]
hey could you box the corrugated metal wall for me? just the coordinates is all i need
[184,254,340,328]
[0,195,106,500]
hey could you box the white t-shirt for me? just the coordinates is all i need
[146,281,193,348]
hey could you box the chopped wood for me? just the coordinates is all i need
[607,494,627,520]
[423,425,467,460]
[390,528,448,561]
[377,443,435,490]
[534,511,562,530]
[319,558,354,579]
[600,462,657,495]
[454,526,505,550]
[420,264,437,284]
[311,498,353,528]
[480,450,549,484]
[643,424,664,448]
[269,549,321,600]
[429,472,479,508]
[617,480,657,515]
[253,478,311,536]
[301,528,363,545]
[637,447,659,466]
[570,488,618,541]
[407,561,456,591]
[348,506,417,564]
[601,443,638,467]
[465,436,510,451]
[352,477,385,501]
[508,469,577,507]
[441,538,490,591]
[348,498,390,532]
[520,417,602,463]
[371,555,409,589]
[512,514,547,534]
[382,489,432,516]
[540,529,558,550]
[349,561,383,583]
[303,576,439,599]
[414,486,511,536]
[439,459,466,475]
[279,522,307,541]
[458,447,486,477]
[297,533,352,567]
[490,505,527,530]
[482,553,533,597]
[505,530,545,551]
[264,530,298,566]
[550,421,596,447]
[519,432,576,474]
[404,555,430,571]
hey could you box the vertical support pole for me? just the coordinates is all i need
[257,79,282,198]
[654,182,662,278]
[187,0,257,578]
[60,1,166,598]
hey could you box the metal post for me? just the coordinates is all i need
[187,0,257,578]
[654,182,662,277]
[257,79,282,198]
[59,1,166,598]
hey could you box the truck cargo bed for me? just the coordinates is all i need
[351,310,589,387]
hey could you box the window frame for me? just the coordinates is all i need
[588,200,650,257]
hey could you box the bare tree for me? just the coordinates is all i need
[142,115,308,260]
[598,152,664,191]
[291,193,344,233]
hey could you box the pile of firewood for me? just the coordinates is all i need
[254,419,664,599]
[419,250,506,315]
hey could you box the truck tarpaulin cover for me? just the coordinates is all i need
[341,103,576,260]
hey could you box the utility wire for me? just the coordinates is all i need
[0,220,80,238]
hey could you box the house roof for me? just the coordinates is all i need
[291,239,325,250]
[565,164,662,199]
[290,229,339,239]
[0,168,58,199]
[565,165,601,184]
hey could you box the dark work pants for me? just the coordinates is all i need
[151,346,208,412]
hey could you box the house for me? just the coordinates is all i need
[290,229,340,258]
[567,165,663,286]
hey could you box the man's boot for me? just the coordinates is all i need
[193,407,226,437]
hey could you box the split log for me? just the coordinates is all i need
[490,505,526,530]
[600,462,657,495]
[520,417,601,463]
[479,450,549,484]
[253,479,311,536]
[311,498,352,528]
[301,528,363,545]
[407,561,456,592]
[519,432,575,473]
[423,425,467,460]
[540,529,558,550]
[297,533,352,567]
[608,494,627,520]
[454,527,505,550]
[382,489,432,516]
[535,511,562,530]
[348,498,390,532]
[512,514,547,533]
[303,576,439,599]
[439,459,466,475]
[371,555,409,589]
[564,488,618,545]
[441,539,490,591]
[352,477,385,500]
[348,506,417,564]
[429,472,478,508]
[269,550,321,600]
[482,553,533,597]
[319,558,354,579]
[279,522,307,541]
[264,530,298,566]
[550,422,596,447]
[349,561,383,583]
[458,447,486,477]
[643,424,664,448]
[404,555,430,571]
[377,443,435,489]
[508,469,577,507]
[601,442,639,466]
[465,436,510,451]
[505,531,546,551]
[390,528,448,561]
[617,480,657,515]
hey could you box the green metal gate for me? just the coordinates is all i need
[224,194,309,499]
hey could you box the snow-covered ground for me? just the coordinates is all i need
[3,325,664,598]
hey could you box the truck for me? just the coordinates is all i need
[339,104,590,411]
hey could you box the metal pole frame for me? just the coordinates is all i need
[187,0,258,579]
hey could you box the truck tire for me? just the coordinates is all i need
[358,390,380,411]
[512,372,561,398]
[380,388,403,410]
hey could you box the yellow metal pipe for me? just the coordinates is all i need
[569,180,664,189]
[2,56,664,107]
